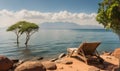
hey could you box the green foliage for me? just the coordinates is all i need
[96,0,120,34]
[7,22,21,32]
[19,21,39,35]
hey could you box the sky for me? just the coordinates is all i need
[0,0,102,28]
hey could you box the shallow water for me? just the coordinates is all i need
[0,28,120,59]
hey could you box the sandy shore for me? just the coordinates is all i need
[49,55,119,71]
[2,50,119,71]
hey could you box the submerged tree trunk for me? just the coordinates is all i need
[117,33,120,40]
[16,35,19,44]
[25,34,30,46]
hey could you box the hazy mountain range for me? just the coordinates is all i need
[40,22,103,29]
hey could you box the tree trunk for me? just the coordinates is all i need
[117,33,120,40]
[25,35,30,46]
[16,35,19,44]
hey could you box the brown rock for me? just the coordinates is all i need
[102,52,111,56]
[114,67,120,71]
[50,58,58,62]
[112,48,120,58]
[62,60,73,65]
[15,61,46,71]
[88,67,100,71]
[42,61,57,70]
[0,55,13,71]
[58,53,66,59]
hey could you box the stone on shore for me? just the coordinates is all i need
[15,61,46,71]
[112,48,120,58]
[62,60,73,65]
[42,61,57,70]
[88,67,100,71]
[58,53,66,59]
[102,51,112,56]
[50,58,58,62]
[0,55,13,71]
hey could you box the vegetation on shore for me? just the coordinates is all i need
[96,0,120,39]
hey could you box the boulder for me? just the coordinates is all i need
[112,48,120,58]
[42,61,57,70]
[0,55,13,71]
[15,61,46,71]
[12,60,24,70]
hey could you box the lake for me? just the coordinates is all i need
[0,28,120,60]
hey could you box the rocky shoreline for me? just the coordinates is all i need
[0,48,120,71]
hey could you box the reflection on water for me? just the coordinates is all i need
[20,48,32,59]
[0,29,120,59]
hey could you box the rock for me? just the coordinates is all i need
[50,58,58,62]
[0,55,13,71]
[112,48,120,58]
[12,59,19,63]
[62,60,73,65]
[102,51,112,56]
[12,60,24,70]
[113,67,120,71]
[31,57,43,61]
[55,59,63,63]
[59,67,64,69]
[15,61,46,71]
[58,53,66,59]
[42,61,57,70]
[88,67,100,71]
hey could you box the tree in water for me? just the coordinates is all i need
[7,22,23,44]
[96,0,120,39]
[7,21,39,46]
[20,21,39,46]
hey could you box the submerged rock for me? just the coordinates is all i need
[0,55,13,71]
[15,61,46,71]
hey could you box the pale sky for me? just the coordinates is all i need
[0,0,102,28]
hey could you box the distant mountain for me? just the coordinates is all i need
[40,22,103,29]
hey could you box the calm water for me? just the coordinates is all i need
[0,28,120,59]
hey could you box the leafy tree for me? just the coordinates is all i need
[20,21,39,46]
[96,0,120,39]
[7,22,23,44]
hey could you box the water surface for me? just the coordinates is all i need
[0,29,120,59]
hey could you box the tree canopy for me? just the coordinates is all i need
[7,21,23,44]
[96,0,120,39]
